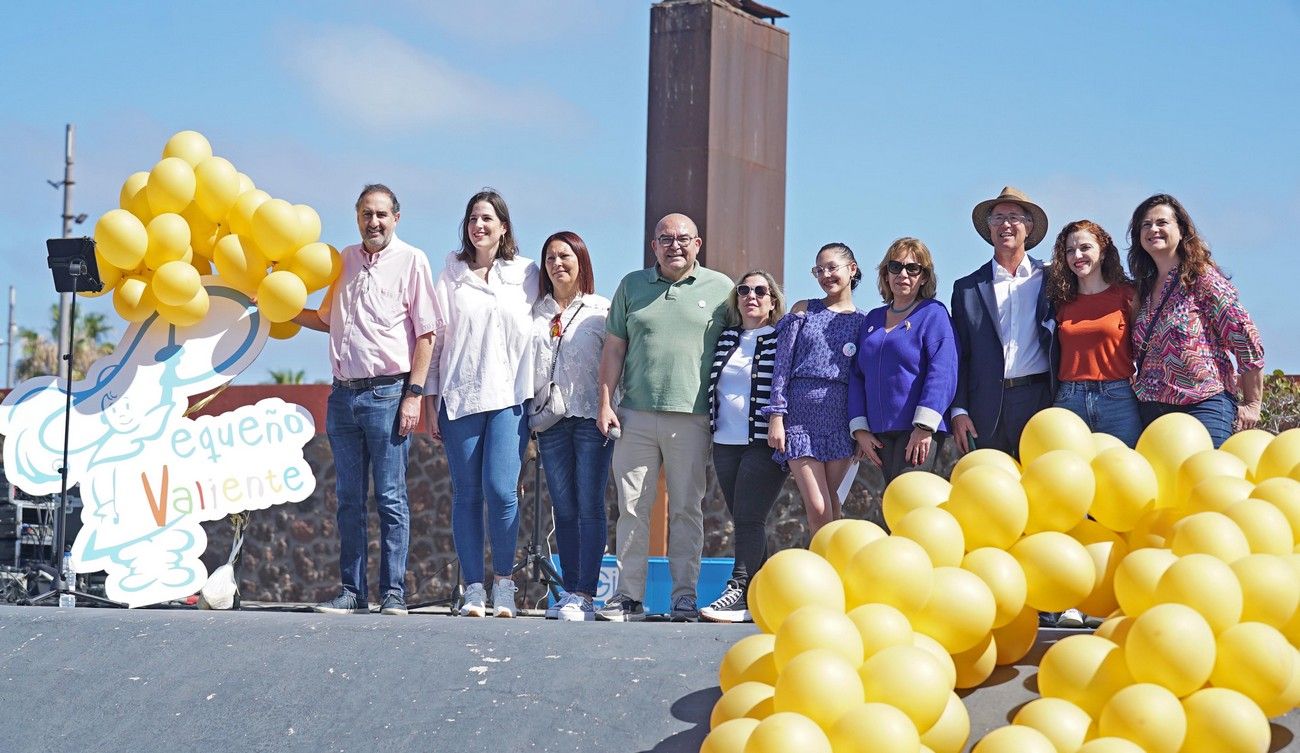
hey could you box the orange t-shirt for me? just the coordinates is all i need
[1056,284,1135,382]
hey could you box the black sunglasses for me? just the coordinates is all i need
[887,260,925,276]
[736,284,770,298]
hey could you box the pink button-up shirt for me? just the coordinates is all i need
[319,236,437,380]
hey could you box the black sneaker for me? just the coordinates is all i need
[670,594,700,622]
[595,594,645,622]
[700,581,750,623]
[313,591,369,614]
[380,592,408,616]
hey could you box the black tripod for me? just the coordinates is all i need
[25,238,121,608]
[511,436,566,607]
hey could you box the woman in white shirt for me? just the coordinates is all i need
[529,231,612,621]
[425,189,539,618]
[699,270,789,623]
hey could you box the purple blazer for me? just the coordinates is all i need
[848,298,958,435]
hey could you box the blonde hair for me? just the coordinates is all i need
[876,237,938,303]
[725,269,786,327]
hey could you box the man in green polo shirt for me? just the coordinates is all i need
[595,212,731,622]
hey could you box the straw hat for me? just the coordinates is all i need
[972,186,1049,250]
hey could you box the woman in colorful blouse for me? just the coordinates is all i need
[848,237,958,488]
[700,270,789,623]
[1045,220,1142,448]
[1126,194,1264,447]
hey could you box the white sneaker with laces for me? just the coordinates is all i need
[459,582,487,617]
[557,592,593,622]
[493,578,518,618]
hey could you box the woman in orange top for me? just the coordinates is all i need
[1045,219,1142,448]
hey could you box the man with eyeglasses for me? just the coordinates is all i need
[594,213,732,621]
[949,186,1058,458]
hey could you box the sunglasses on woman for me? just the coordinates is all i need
[736,284,770,299]
[887,260,925,276]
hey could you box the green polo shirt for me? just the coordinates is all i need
[606,263,732,414]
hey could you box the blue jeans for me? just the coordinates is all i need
[538,417,613,595]
[1138,392,1237,449]
[327,381,410,599]
[439,403,529,584]
[1054,379,1143,449]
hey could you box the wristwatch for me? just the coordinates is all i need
[405,384,424,398]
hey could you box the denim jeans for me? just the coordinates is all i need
[439,403,529,584]
[712,441,789,589]
[1055,379,1143,449]
[538,417,613,595]
[327,381,410,600]
[1138,392,1237,449]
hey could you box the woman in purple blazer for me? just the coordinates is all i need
[849,237,958,490]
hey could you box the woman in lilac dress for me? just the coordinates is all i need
[765,242,867,535]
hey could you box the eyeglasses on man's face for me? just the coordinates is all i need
[656,235,696,247]
[987,213,1031,227]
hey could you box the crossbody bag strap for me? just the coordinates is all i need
[1134,267,1179,378]
[547,301,585,380]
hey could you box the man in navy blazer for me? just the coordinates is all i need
[949,186,1058,458]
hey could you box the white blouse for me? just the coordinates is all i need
[531,293,611,421]
[426,252,539,421]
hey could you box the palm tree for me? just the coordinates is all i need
[268,369,306,384]
[14,304,115,381]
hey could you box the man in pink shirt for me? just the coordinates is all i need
[294,184,436,616]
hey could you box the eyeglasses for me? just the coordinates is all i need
[736,284,770,299]
[887,260,925,277]
[987,213,1031,227]
[810,264,846,277]
[656,234,696,247]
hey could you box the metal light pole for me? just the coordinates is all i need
[6,286,14,389]
[49,124,87,381]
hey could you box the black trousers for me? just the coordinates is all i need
[712,440,790,589]
[877,430,948,487]
[979,382,1053,459]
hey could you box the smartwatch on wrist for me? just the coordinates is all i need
[405,384,424,398]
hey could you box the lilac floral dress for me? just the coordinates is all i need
[763,299,867,466]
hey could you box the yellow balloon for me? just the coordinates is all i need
[1076,739,1146,753]
[1069,519,1128,618]
[226,189,271,238]
[748,569,772,633]
[970,725,1056,753]
[711,681,774,729]
[743,712,832,753]
[1179,687,1271,753]
[950,448,1021,483]
[1089,447,1158,532]
[960,547,1027,628]
[821,519,888,578]
[251,198,303,262]
[1125,603,1216,697]
[1224,498,1294,555]
[883,472,952,530]
[773,649,863,730]
[1013,697,1093,753]
[945,466,1028,551]
[145,157,196,215]
[1092,432,1126,454]
[1098,682,1187,753]
[1037,634,1134,717]
[145,213,192,269]
[859,645,951,733]
[1232,554,1300,628]
[755,549,845,633]
[236,172,255,195]
[1176,449,1248,504]
[1185,475,1255,515]
[1011,532,1096,613]
[149,260,201,307]
[1258,428,1300,482]
[826,702,920,753]
[1154,552,1242,634]
[1250,478,1300,533]
[190,254,214,276]
[1169,511,1251,562]
[293,204,322,248]
[1021,449,1095,534]
[162,130,212,167]
[912,566,996,654]
[1265,650,1300,718]
[895,506,965,568]
[212,234,268,294]
[1221,429,1276,482]
[1210,622,1294,714]
[719,634,776,692]
[846,603,913,661]
[843,536,932,614]
[118,171,152,222]
[991,605,1039,666]
[155,287,210,328]
[193,156,240,224]
[257,271,306,323]
[1020,406,1096,464]
[83,248,122,298]
[1094,614,1133,645]
[701,717,758,753]
[809,518,857,559]
[911,633,958,690]
[112,276,157,322]
[94,209,149,270]
[1137,412,1214,508]
[919,691,969,753]
[951,632,996,689]
[774,605,864,671]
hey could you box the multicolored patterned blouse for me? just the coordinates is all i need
[1132,265,1264,405]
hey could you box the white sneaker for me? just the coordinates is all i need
[545,590,569,619]
[557,592,594,622]
[493,578,518,618]
[1056,608,1086,629]
[459,582,487,617]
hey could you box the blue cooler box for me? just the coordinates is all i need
[550,555,734,614]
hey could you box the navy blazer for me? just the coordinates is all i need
[949,257,1059,439]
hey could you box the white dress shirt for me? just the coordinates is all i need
[991,257,1049,379]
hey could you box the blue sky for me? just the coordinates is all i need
[2,1,1297,384]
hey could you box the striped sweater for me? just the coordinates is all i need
[707,326,779,441]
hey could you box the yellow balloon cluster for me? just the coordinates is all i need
[92,130,340,331]
[704,414,1300,753]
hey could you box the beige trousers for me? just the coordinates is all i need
[611,408,710,602]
